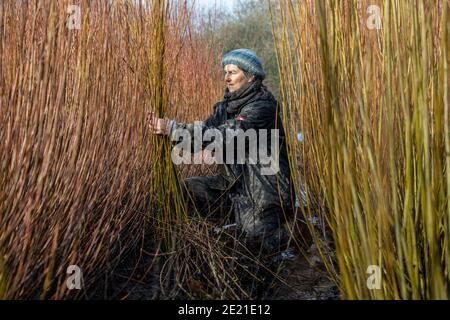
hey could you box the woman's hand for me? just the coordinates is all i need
[147,111,173,136]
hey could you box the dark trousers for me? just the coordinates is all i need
[181,174,291,253]
[182,174,234,220]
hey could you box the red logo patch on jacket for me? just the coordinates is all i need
[235,115,247,121]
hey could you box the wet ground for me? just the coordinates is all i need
[102,242,339,300]
[269,247,339,300]
[103,247,162,300]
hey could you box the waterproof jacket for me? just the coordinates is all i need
[171,80,294,239]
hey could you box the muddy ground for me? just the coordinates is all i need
[100,240,339,300]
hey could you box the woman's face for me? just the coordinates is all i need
[224,64,253,93]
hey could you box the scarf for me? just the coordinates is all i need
[223,80,264,114]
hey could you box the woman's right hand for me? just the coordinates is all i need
[147,111,173,136]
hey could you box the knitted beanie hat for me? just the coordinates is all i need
[221,49,266,79]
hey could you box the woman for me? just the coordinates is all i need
[149,49,294,252]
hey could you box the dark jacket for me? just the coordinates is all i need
[172,80,294,243]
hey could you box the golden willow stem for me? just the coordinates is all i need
[272,0,450,299]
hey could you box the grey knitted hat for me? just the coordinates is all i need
[221,49,266,79]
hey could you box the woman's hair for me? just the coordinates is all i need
[243,70,264,82]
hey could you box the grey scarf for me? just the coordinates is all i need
[223,80,264,114]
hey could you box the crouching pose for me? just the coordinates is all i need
[148,49,295,253]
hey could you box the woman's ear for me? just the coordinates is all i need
[247,75,255,83]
